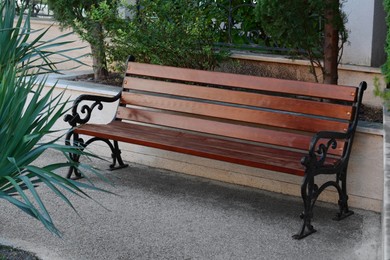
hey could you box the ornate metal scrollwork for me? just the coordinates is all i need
[301,137,339,170]
[314,138,338,167]
[64,93,120,127]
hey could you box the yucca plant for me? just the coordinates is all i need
[0,0,86,75]
[0,0,107,236]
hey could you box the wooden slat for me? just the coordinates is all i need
[75,122,340,176]
[115,106,346,155]
[123,77,354,120]
[116,104,349,134]
[171,129,344,157]
[127,62,357,102]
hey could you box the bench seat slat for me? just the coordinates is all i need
[116,105,349,136]
[124,77,354,120]
[127,63,357,102]
[75,121,339,176]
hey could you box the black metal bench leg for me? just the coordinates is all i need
[293,168,354,239]
[66,154,83,180]
[109,140,129,171]
[334,170,354,220]
[65,133,128,178]
[294,214,317,240]
[65,131,83,180]
[293,174,317,239]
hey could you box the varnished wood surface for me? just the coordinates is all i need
[75,121,341,176]
[126,62,357,102]
[123,77,354,120]
[116,106,349,135]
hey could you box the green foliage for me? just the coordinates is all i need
[382,0,390,84]
[374,77,390,108]
[0,2,84,75]
[212,0,266,46]
[0,0,107,236]
[375,0,390,106]
[108,0,228,71]
[256,0,322,51]
[255,0,348,82]
[58,0,119,45]
[16,0,46,16]
[47,0,122,79]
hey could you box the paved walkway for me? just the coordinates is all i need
[0,149,381,260]
[0,73,382,259]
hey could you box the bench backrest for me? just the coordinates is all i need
[117,62,365,157]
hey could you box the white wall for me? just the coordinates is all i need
[342,0,374,66]
[341,0,386,67]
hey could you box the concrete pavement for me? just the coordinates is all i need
[0,149,381,260]
[0,72,382,259]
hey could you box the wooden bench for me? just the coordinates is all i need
[64,59,366,239]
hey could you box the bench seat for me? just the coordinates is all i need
[76,121,340,176]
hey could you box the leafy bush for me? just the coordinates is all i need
[212,0,267,47]
[47,0,122,80]
[108,0,228,71]
[383,0,390,83]
[0,0,105,236]
[374,0,390,106]
[255,0,348,83]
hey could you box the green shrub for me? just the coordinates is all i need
[47,0,122,80]
[108,0,228,71]
[383,0,390,84]
[255,0,348,83]
[212,0,266,47]
[374,0,390,107]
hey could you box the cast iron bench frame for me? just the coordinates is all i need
[64,59,366,239]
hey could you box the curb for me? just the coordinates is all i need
[383,107,389,260]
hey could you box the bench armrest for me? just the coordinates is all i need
[310,130,349,149]
[301,130,352,171]
[64,92,121,127]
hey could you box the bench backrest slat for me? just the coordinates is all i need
[127,62,358,102]
[123,77,354,120]
[119,93,350,133]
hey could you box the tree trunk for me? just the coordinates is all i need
[323,0,340,85]
[90,23,109,80]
